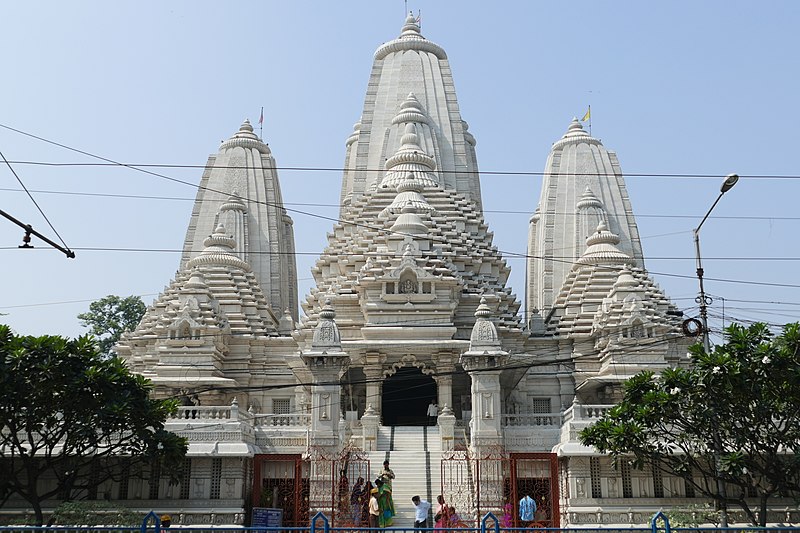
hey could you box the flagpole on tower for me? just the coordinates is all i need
[582,105,592,136]
[258,106,264,140]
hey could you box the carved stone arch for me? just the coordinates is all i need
[382,355,438,426]
[248,398,262,414]
[169,318,197,340]
[628,317,647,339]
[398,268,418,294]
[383,354,436,378]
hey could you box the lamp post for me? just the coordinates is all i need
[693,173,739,353]
[693,173,738,527]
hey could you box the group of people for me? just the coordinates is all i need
[412,494,463,530]
[348,461,469,530]
[349,460,396,528]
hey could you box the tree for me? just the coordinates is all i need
[77,295,146,356]
[580,322,800,526]
[0,325,187,525]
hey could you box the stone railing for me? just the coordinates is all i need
[562,403,612,423]
[561,402,614,442]
[171,405,236,421]
[254,413,311,427]
[501,412,562,427]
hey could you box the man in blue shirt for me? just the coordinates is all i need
[519,493,537,525]
[412,495,432,530]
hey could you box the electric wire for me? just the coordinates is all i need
[2,123,794,332]
[0,124,794,283]
[0,123,789,273]
[5,244,800,262]
[3,156,800,181]
[0,151,72,251]
[3,243,799,293]
[5,185,800,222]
[160,333,694,433]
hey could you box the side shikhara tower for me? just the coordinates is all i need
[526,119,644,319]
[180,120,298,320]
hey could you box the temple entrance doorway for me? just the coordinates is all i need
[382,366,436,426]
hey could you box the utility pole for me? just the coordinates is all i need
[693,173,738,527]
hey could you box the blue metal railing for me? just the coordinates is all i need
[1,511,798,533]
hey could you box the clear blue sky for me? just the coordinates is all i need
[2,1,799,342]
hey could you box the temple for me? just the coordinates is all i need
[11,13,795,529]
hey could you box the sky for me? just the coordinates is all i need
[2,1,799,343]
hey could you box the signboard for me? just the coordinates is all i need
[251,507,283,529]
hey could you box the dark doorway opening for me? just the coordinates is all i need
[382,366,436,426]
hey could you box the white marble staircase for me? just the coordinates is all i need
[365,426,442,527]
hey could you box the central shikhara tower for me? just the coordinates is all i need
[117,14,697,528]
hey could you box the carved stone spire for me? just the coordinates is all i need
[311,298,341,350]
[469,296,501,351]
[381,118,439,191]
[187,223,251,271]
[577,221,635,266]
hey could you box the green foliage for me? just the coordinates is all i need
[78,295,146,356]
[50,501,140,526]
[666,504,720,527]
[580,322,800,526]
[0,325,187,525]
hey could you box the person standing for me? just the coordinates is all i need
[375,468,395,527]
[411,496,431,531]
[369,488,380,528]
[426,400,438,426]
[433,494,448,530]
[519,493,537,526]
[380,460,395,489]
[350,477,365,526]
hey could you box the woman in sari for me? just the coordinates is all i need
[434,495,449,530]
[374,478,395,527]
[361,480,374,525]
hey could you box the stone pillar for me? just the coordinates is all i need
[364,362,384,419]
[361,404,379,451]
[460,296,507,452]
[307,370,344,445]
[301,299,350,518]
[436,374,453,414]
[437,404,456,450]
[467,367,503,447]
[435,353,455,412]
[301,299,350,451]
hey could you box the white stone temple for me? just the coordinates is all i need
[25,13,791,528]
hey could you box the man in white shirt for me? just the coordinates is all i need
[426,401,438,426]
[369,488,380,528]
[412,495,431,530]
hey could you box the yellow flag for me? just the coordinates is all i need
[581,106,591,122]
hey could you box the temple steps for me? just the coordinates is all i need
[365,426,442,527]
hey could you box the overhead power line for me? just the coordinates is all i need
[3,186,800,222]
[4,123,797,304]
[3,244,800,290]
[3,157,800,181]
[6,244,800,262]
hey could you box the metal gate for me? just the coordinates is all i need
[252,454,309,527]
[441,447,560,528]
[253,447,370,527]
[509,453,560,528]
[306,446,372,527]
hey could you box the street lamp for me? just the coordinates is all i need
[692,173,738,528]
[693,173,739,353]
